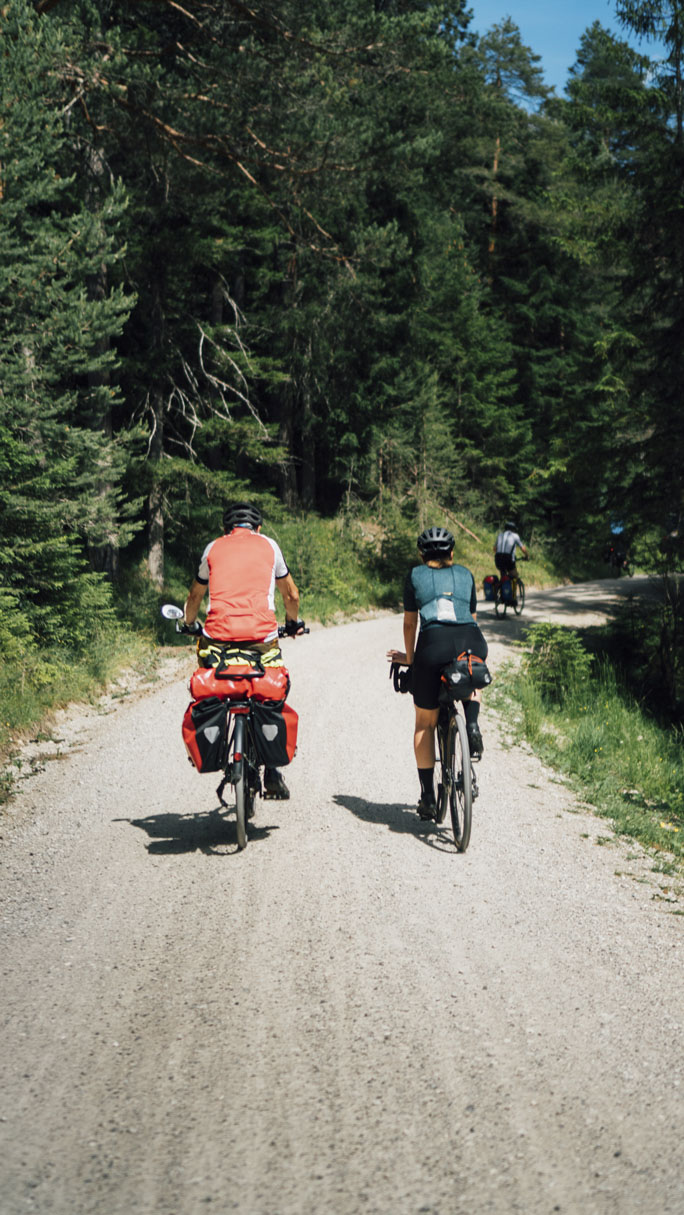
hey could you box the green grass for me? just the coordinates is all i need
[0,626,156,795]
[491,624,684,868]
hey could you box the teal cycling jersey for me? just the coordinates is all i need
[403,563,477,630]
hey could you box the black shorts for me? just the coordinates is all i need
[412,623,488,710]
[495,551,516,575]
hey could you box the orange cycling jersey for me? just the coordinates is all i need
[197,528,289,642]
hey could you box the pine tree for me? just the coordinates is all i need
[0,1,135,641]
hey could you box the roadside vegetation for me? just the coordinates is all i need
[491,617,684,872]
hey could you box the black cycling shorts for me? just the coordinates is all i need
[495,551,516,575]
[412,623,488,710]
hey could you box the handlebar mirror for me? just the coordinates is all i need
[161,603,184,620]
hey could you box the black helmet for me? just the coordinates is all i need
[223,501,263,532]
[417,526,455,556]
[505,520,517,532]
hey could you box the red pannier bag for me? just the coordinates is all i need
[251,701,298,767]
[189,665,290,703]
[182,697,229,772]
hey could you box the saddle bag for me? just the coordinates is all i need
[501,577,515,604]
[251,701,298,767]
[443,651,492,701]
[182,697,229,772]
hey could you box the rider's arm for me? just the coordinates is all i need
[184,579,207,626]
[276,572,300,623]
[403,611,418,665]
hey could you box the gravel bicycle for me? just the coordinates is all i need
[161,604,307,851]
[434,681,478,851]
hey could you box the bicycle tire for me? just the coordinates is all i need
[494,586,506,617]
[435,709,449,824]
[447,711,472,852]
[514,577,525,615]
[232,715,250,850]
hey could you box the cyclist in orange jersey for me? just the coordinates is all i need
[184,502,303,798]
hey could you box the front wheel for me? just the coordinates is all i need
[232,716,251,850]
[514,577,525,615]
[446,712,473,852]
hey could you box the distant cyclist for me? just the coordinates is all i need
[387,526,488,822]
[183,501,304,800]
[494,521,529,600]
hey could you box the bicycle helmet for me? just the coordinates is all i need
[223,501,263,532]
[504,520,517,532]
[417,526,455,557]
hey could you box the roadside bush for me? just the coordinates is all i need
[521,622,592,704]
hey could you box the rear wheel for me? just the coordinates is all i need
[435,708,449,824]
[514,576,525,615]
[494,585,507,617]
[232,716,251,850]
[446,712,473,852]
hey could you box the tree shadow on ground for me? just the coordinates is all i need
[121,806,277,855]
[333,794,459,854]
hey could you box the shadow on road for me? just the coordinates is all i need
[478,575,662,647]
[333,794,459,854]
[121,806,277,855]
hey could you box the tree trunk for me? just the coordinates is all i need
[488,134,501,278]
[87,249,119,579]
[147,386,165,589]
[147,276,166,588]
[300,336,315,509]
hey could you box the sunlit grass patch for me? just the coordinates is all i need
[493,624,684,867]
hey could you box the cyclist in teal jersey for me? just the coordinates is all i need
[387,527,488,821]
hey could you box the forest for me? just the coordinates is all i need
[1,0,683,724]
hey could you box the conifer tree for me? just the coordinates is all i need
[0,1,135,641]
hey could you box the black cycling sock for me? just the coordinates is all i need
[464,700,480,726]
[418,767,435,798]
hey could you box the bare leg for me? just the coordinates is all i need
[414,706,440,767]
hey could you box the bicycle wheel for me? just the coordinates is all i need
[232,715,251,850]
[446,711,472,852]
[514,577,525,615]
[494,585,506,617]
[435,708,449,824]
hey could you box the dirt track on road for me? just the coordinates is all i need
[1,580,683,1215]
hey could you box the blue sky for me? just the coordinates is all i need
[467,0,662,94]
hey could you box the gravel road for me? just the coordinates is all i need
[1,581,683,1215]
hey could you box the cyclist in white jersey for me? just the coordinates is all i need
[494,521,528,600]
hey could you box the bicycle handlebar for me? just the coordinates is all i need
[160,604,309,639]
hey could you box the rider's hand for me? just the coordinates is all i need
[284,618,305,637]
[386,649,409,664]
[184,618,202,635]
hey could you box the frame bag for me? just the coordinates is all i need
[182,697,229,772]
